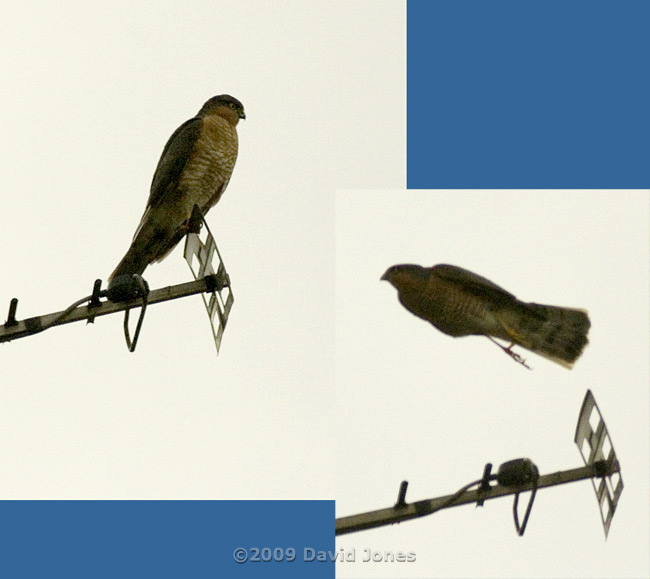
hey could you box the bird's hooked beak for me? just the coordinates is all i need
[380,269,390,282]
[239,110,246,120]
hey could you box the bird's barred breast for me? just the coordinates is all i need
[427,279,501,337]
[178,115,238,211]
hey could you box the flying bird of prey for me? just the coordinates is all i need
[381,263,590,368]
[109,94,245,282]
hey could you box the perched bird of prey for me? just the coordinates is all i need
[381,263,590,368]
[109,94,245,282]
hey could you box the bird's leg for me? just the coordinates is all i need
[486,336,532,370]
[504,342,532,369]
[187,204,204,234]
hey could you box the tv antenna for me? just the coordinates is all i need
[1,206,234,354]
[336,389,623,538]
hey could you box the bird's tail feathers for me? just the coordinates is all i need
[108,224,180,282]
[108,210,195,282]
[496,303,590,368]
[108,243,152,281]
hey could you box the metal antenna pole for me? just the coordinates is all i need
[2,206,234,353]
[337,389,623,538]
[336,461,618,535]
[1,277,225,344]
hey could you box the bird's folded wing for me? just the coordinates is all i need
[432,264,517,305]
[147,117,203,210]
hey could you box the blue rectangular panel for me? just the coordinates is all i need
[0,500,334,579]
[407,0,650,188]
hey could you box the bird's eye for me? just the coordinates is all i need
[229,103,237,110]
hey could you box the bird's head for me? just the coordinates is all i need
[198,94,246,125]
[381,264,429,290]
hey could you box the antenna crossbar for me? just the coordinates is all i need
[336,460,619,536]
[1,277,222,344]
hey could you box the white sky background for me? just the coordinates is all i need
[0,0,404,500]
[335,190,649,578]
[1,2,648,578]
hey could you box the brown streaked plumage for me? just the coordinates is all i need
[109,94,245,282]
[381,263,590,368]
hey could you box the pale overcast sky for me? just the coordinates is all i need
[1,2,648,578]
